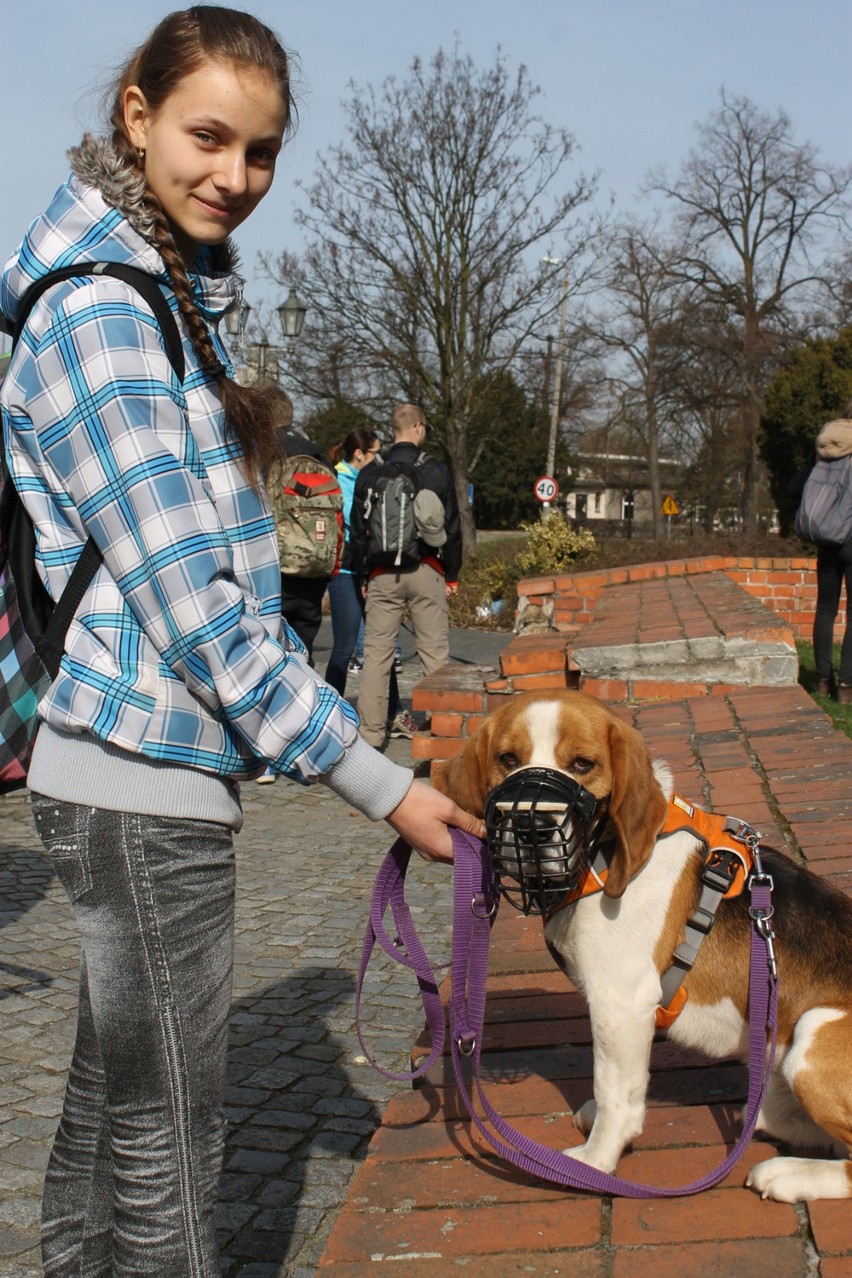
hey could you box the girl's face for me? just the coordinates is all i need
[124,59,287,266]
[352,443,381,470]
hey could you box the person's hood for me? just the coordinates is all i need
[816,418,852,460]
[1,133,239,329]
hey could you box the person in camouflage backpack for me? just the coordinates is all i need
[269,403,337,665]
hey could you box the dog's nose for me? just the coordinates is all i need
[513,811,559,837]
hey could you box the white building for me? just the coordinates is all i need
[563,452,685,529]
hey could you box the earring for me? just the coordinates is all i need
[136,147,146,166]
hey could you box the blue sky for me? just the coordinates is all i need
[2,0,850,318]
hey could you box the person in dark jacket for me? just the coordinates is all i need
[349,402,462,747]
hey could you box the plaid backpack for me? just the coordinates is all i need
[266,454,344,578]
[0,263,184,793]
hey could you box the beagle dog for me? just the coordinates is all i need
[432,689,852,1203]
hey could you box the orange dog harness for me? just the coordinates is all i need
[545,794,762,1029]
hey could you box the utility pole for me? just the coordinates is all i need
[542,261,569,516]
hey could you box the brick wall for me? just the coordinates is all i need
[412,555,837,768]
[516,555,827,641]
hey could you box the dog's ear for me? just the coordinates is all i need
[431,720,494,819]
[603,716,668,898]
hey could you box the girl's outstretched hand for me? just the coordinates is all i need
[386,778,486,863]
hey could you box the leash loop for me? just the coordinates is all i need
[471,893,498,920]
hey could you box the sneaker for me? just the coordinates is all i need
[256,766,277,784]
[388,710,419,739]
[348,658,363,674]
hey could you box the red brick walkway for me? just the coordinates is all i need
[319,572,852,1276]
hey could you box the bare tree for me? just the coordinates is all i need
[594,222,690,536]
[650,90,851,530]
[262,46,602,553]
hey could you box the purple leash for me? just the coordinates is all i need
[357,827,779,1196]
[355,836,451,1080]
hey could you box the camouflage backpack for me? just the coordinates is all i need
[266,454,344,578]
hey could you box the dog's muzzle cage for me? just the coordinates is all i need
[484,767,610,916]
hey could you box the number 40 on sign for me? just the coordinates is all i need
[534,475,559,504]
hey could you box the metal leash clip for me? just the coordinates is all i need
[745,830,778,981]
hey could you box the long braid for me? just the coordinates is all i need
[144,198,226,380]
[104,6,295,492]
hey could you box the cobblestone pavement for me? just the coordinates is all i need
[0,623,510,1276]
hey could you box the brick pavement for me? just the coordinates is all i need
[0,624,509,1277]
[319,567,852,1277]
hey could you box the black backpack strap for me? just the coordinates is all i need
[4,263,186,675]
[12,262,185,382]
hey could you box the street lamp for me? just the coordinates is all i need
[541,257,569,517]
[277,287,307,339]
[224,288,308,383]
[224,299,251,339]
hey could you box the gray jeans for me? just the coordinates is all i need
[31,796,236,1277]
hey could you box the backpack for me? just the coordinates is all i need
[794,455,852,545]
[267,454,344,578]
[0,263,184,794]
[364,453,438,569]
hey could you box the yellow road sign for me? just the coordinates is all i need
[660,495,680,517]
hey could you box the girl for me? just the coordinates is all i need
[324,428,382,695]
[0,8,481,1274]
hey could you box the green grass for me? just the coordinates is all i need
[796,639,852,741]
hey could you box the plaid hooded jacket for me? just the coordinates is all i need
[0,137,363,787]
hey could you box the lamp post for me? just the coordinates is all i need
[224,287,307,383]
[541,258,569,517]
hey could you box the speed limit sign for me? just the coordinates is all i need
[533,475,559,504]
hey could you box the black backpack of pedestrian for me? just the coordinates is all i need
[363,453,430,569]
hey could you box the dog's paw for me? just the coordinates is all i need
[561,1139,618,1173]
[746,1156,850,1202]
[571,1100,597,1136]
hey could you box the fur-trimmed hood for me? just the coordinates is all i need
[1,134,239,327]
[816,418,852,461]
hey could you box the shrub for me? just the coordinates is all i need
[515,516,597,578]
[449,519,596,630]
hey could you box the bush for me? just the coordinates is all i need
[515,516,597,578]
[449,539,524,629]
[449,518,595,630]
[449,525,811,631]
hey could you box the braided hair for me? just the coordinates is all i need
[108,6,297,491]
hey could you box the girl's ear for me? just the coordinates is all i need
[123,85,151,150]
[603,716,668,899]
[431,720,495,819]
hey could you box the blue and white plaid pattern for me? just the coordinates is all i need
[1,175,359,782]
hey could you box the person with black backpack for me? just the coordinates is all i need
[791,407,852,703]
[349,402,462,747]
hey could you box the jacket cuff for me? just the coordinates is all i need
[321,733,413,820]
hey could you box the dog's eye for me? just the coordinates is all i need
[571,756,595,775]
[498,752,520,771]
